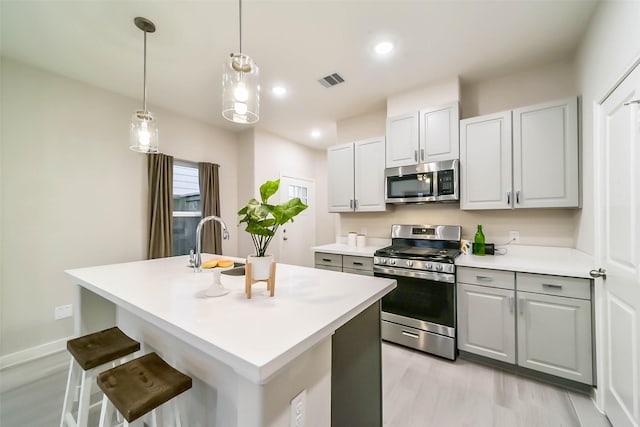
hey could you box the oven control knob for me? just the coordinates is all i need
[389,259,396,266]
[425,263,433,270]
[406,260,414,267]
[436,264,443,272]
[380,258,387,264]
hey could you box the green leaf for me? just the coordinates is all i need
[259,179,280,203]
[238,179,308,255]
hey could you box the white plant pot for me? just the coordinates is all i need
[247,254,274,281]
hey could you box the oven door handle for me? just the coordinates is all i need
[401,330,420,339]
[373,265,455,283]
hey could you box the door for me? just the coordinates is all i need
[327,143,354,212]
[598,64,640,426]
[517,292,593,385]
[277,175,315,267]
[386,112,418,167]
[419,102,460,163]
[354,137,386,212]
[513,97,579,208]
[460,111,512,210]
[457,283,516,363]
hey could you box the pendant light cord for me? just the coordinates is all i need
[239,0,242,54]
[143,29,148,113]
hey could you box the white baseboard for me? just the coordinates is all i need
[0,337,71,393]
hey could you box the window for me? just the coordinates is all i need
[173,161,200,256]
[288,184,308,205]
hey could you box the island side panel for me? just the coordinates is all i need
[73,285,116,336]
[331,301,382,427]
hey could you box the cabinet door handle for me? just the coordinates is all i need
[476,275,493,281]
[414,150,418,162]
[516,190,521,204]
[420,148,425,162]
[402,331,420,339]
[349,199,353,209]
[519,298,525,315]
[508,296,514,314]
[507,191,511,205]
[354,199,358,209]
[542,283,563,289]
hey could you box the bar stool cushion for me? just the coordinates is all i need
[67,327,140,370]
[97,352,192,423]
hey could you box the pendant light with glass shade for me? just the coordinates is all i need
[130,17,159,153]
[222,0,259,124]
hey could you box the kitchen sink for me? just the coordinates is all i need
[221,266,246,276]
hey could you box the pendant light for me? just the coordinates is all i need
[222,0,260,124]
[130,17,159,153]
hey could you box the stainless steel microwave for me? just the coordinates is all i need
[385,159,459,204]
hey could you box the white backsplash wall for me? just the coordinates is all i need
[338,204,580,248]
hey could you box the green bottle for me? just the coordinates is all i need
[473,225,485,256]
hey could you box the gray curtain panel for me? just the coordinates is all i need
[147,153,174,259]
[198,162,222,254]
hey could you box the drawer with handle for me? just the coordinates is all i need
[343,255,373,272]
[457,267,515,290]
[314,252,343,267]
[517,272,591,300]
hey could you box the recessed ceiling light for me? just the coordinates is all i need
[311,130,321,139]
[374,41,394,55]
[272,86,287,96]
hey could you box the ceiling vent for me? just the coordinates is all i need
[318,73,345,88]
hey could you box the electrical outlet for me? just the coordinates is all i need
[289,389,306,427]
[54,304,72,320]
[509,231,520,243]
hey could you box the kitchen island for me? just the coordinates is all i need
[66,255,396,426]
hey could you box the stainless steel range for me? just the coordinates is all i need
[374,224,461,360]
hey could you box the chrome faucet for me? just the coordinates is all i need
[193,215,230,272]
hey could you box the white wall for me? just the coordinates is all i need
[248,130,333,259]
[574,0,640,256]
[387,76,460,116]
[337,61,580,246]
[0,58,239,356]
[461,59,577,118]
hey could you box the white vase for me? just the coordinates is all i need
[247,254,274,281]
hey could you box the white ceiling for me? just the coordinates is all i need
[0,0,598,148]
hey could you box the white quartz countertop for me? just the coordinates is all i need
[455,245,596,278]
[312,238,390,257]
[65,255,396,384]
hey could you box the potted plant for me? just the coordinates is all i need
[238,179,308,279]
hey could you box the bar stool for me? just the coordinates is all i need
[60,327,140,427]
[97,352,192,427]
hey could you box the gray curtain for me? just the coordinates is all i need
[198,162,222,254]
[147,153,174,259]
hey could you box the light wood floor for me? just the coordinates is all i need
[0,343,608,426]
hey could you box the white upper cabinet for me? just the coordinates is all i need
[328,137,386,213]
[386,112,418,167]
[460,111,512,210]
[460,96,580,210]
[354,138,387,212]
[513,97,579,208]
[386,102,460,168]
[419,102,460,163]
[328,143,355,212]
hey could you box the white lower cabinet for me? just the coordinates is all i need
[457,283,516,363]
[517,290,593,384]
[457,267,594,385]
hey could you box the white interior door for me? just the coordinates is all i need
[598,63,640,427]
[277,175,315,267]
